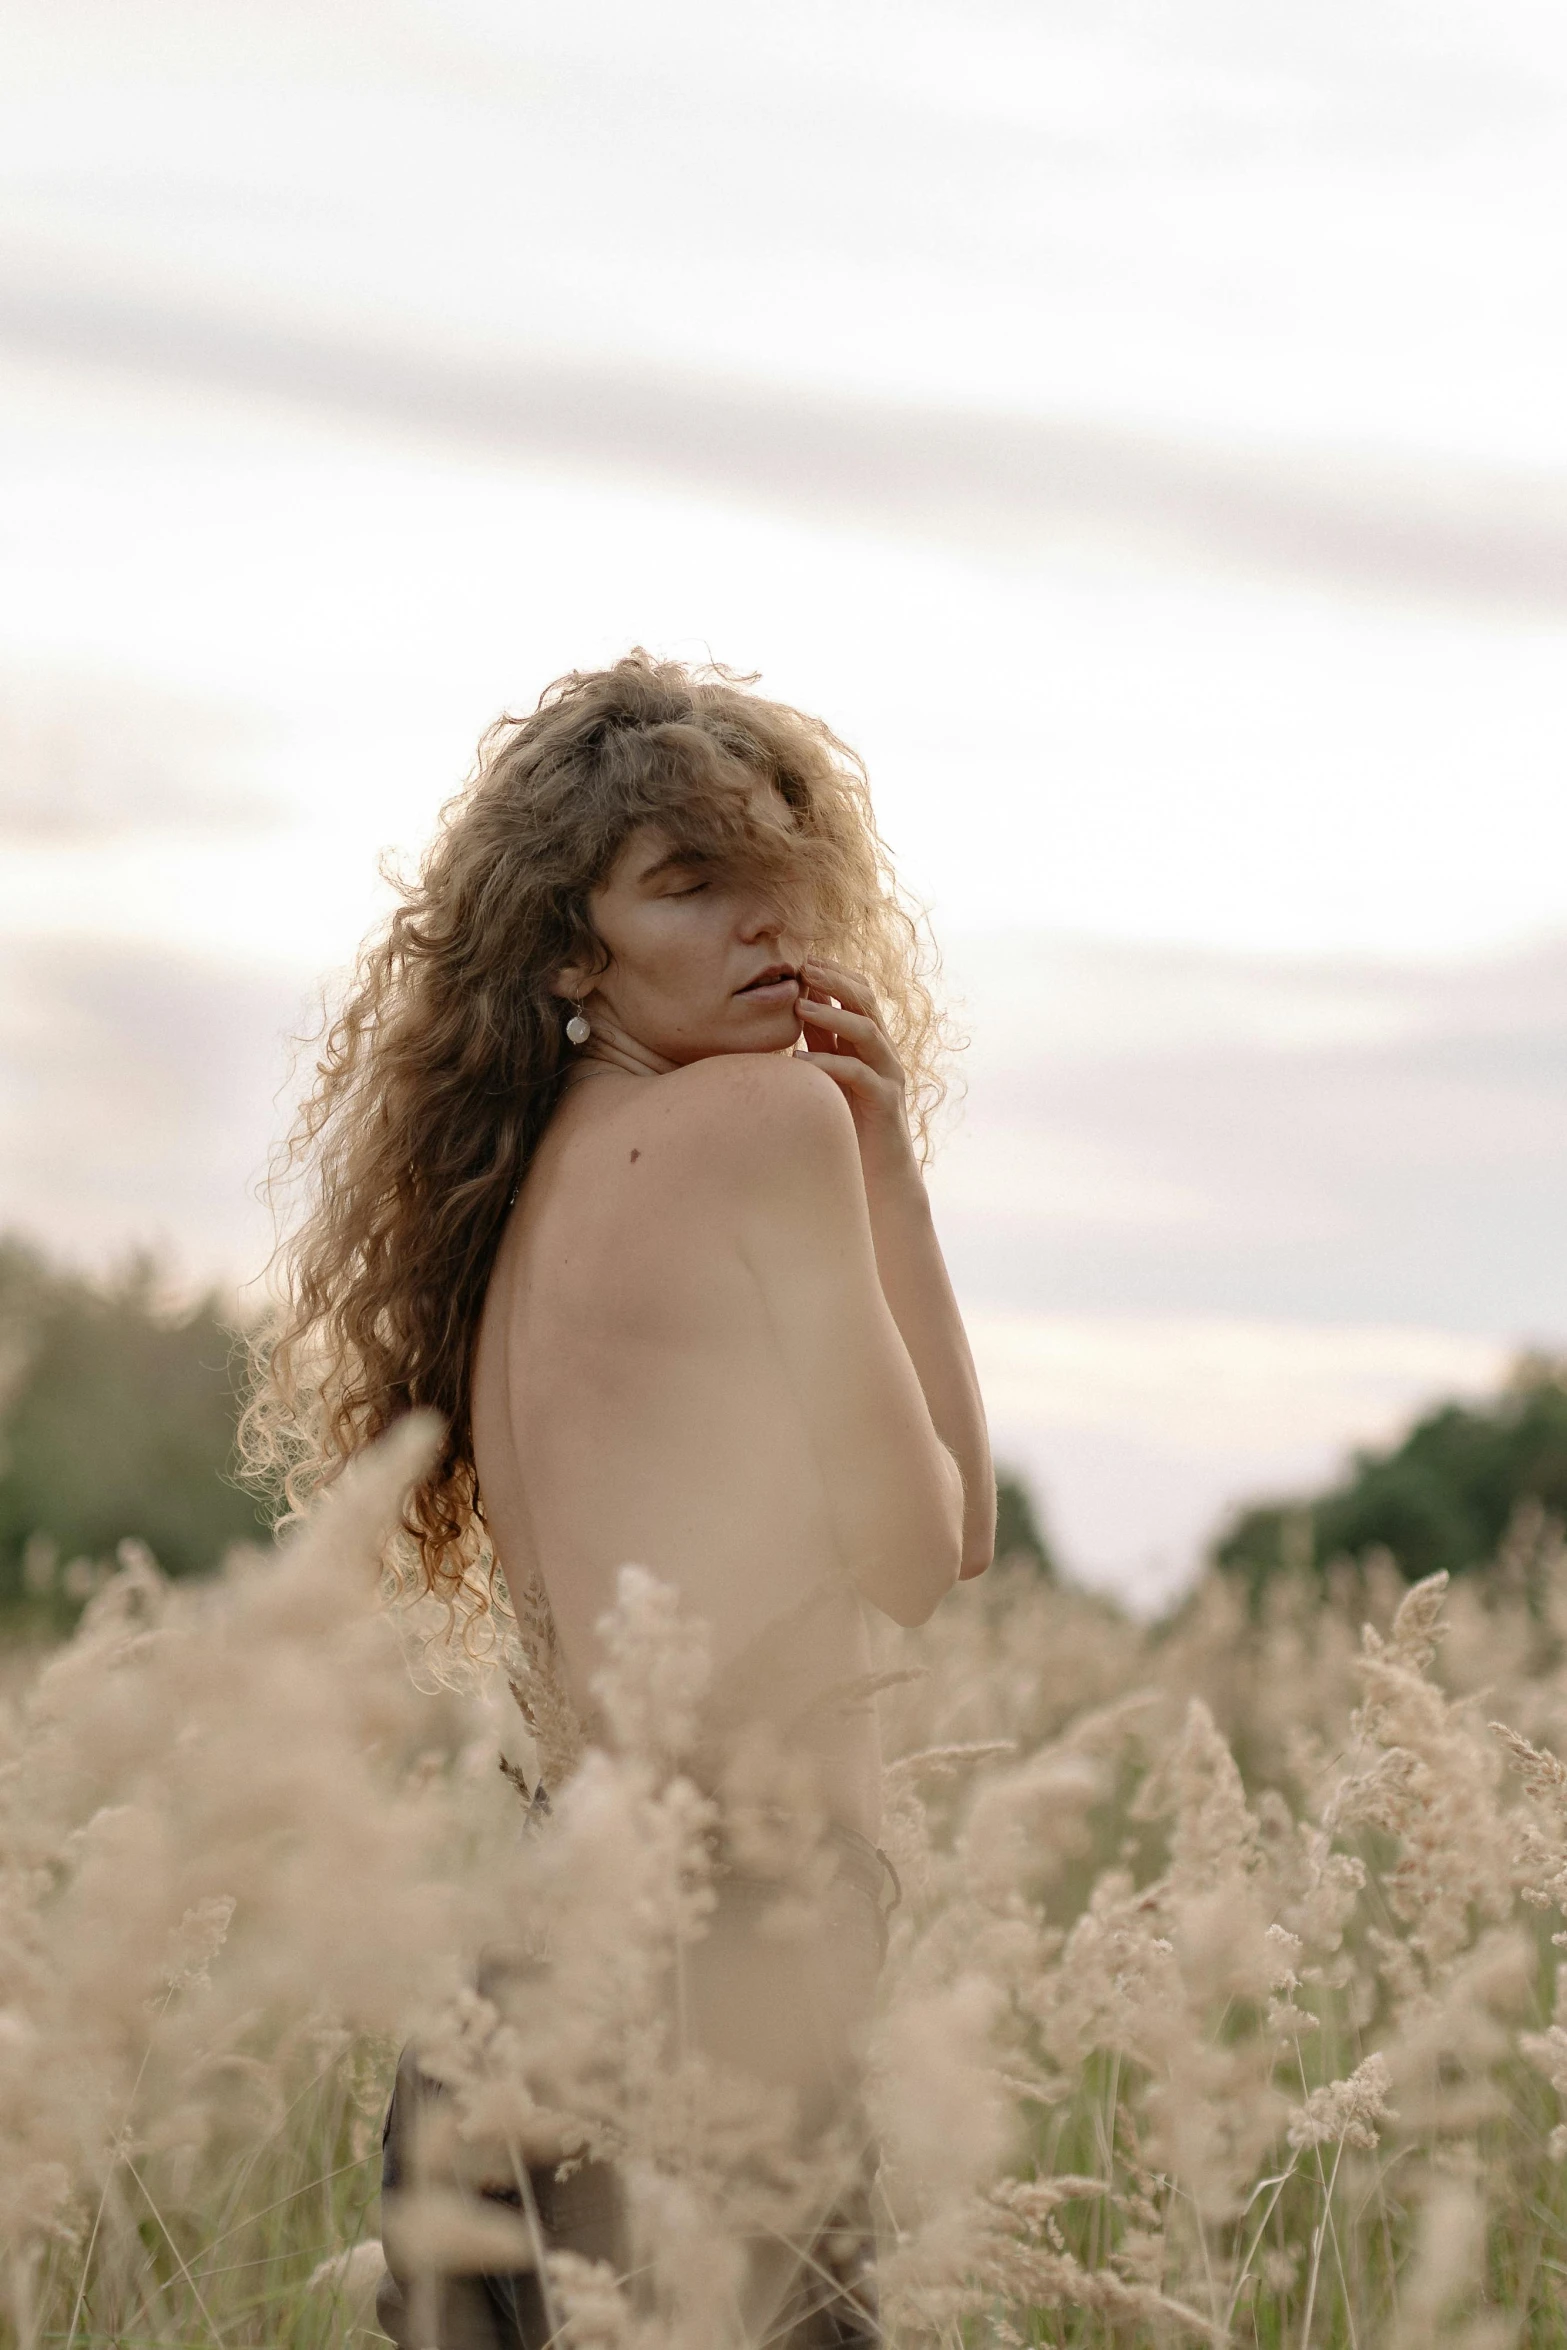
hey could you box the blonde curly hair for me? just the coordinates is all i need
[241,651,950,1632]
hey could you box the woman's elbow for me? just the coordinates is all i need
[859,1521,961,1628]
[958,1509,997,1580]
[891,1511,967,1625]
[881,1558,960,1629]
[958,1472,997,1579]
[854,1451,966,1625]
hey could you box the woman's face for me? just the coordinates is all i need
[563,789,813,1064]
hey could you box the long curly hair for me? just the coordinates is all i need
[240,651,950,1632]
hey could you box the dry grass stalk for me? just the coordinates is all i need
[8,1459,1567,2344]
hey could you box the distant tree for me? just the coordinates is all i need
[1213,1352,1567,1596]
[995,1467,1055,1576]
[0,1235,270,1623]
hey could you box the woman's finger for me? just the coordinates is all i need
[803,972,888,1048]
[799,995,875,1037]
[801,958,880,1020]
[795,1049,894,1099]
[799,999,903,1079]
[803,952,869,983]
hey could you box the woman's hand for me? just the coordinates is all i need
[798,957,921,1197]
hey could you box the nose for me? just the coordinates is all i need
[737,911,775,951]
[736,871,811,953]
[736,889,787,945]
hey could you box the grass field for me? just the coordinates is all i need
[7,1422,1567,2347]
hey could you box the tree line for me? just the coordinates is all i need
[0,1236,269,1628]
[1213,1349,1567,1597]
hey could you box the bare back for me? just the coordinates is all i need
[471,1057,927,1840]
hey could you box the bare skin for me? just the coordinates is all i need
[470,804,994,1843]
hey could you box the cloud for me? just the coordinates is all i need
[933,932,1567,1337]
[0,272,1563,616]
[0,666,282,843]
[0,936,303,1283]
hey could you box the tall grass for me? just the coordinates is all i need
[7,1427,1567,2346]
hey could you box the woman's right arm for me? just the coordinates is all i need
[694,1054,965,1627]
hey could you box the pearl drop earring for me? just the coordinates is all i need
[565,1000,591,1047]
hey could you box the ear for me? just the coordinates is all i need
[549,954,607,1003]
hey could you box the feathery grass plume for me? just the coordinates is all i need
[0,1415,527,2349]
[18,1479,1567,2341]
[1288,2052,1396,2152]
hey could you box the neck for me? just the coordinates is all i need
[571,1014,678,1083]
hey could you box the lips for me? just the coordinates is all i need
[737,965,800,995]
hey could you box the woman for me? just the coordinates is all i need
[246,652,993,2348]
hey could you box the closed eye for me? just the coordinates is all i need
[669,880,709,898]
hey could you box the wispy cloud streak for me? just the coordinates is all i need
[3,271,1565,614]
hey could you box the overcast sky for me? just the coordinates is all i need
[1,0,1563,1602]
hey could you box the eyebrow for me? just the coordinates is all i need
[634,844,708,886]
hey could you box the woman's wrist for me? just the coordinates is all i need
[859,1139,928,1216]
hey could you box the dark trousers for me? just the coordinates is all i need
[377,1826,894,2350]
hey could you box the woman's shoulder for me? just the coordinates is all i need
[656,1051,855,1163]
[544,1054,860,1227]
[582,1053,858,1220]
